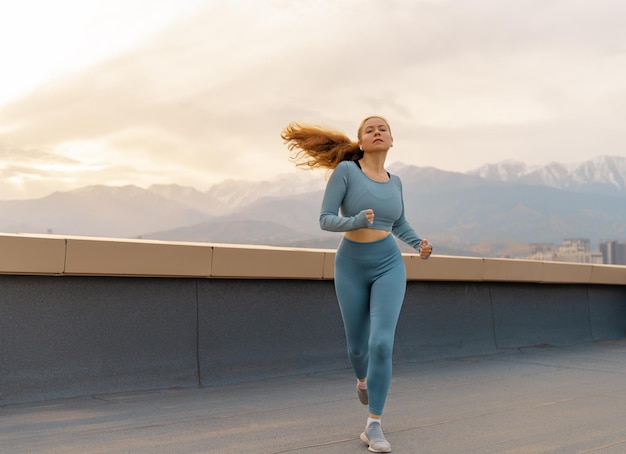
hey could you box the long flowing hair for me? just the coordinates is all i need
[281,116,390,170]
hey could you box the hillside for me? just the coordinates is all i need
[3,155,626,257]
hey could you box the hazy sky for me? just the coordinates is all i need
[1,0,626,199]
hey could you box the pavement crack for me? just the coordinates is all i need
[577,439,626,453]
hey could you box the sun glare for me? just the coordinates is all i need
[0,0,209,107]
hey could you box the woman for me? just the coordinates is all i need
[281,116,432,453]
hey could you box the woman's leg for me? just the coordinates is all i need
[334,253,371,380]
[366,258,406,416]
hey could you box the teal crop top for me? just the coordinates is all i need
[320,160,423,250]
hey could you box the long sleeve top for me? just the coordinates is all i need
[319,160,423,250]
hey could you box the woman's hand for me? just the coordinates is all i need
[365,209,375,224]
[419,239,432,260]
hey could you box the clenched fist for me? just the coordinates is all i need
[419,239,432,260]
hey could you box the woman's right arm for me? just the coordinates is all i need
[319,162,371,232]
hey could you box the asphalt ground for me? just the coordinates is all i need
[3,339,626,454]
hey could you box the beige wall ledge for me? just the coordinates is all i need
[0,234,66,274]
[210,244,328,279]
[0,233,625,284]
[65,237,214,277]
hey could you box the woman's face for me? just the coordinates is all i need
[358,117,393,152]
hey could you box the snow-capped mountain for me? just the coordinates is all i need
[468,155,626,193]
[202,171,326,211]
[4,155,626,257]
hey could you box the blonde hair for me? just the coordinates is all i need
[281,116,390,170]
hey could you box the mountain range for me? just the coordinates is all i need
[3,155,626,258]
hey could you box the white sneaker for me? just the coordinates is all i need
[360,420,391,453]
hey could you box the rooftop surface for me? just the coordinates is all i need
[3,339,626,454]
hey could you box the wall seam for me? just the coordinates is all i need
[195,279,202,388]
[63,239,68,274]
[585,285,594,340]
[488,282,499,350]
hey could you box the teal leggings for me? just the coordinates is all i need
[334,235,406,416]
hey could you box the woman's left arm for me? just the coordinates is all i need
[391,181,432,259]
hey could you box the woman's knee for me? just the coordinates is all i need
[368,336,394,360]
[348,346,368,362]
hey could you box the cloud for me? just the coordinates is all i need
[2,0,626,199]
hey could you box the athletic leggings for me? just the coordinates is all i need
[334,234,406,416]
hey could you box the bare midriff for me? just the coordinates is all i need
[344,228,391,243]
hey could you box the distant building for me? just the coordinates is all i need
[528,243,556,261]
[523,238,603,264]
[555,238,592,263]
[599,240,626,265]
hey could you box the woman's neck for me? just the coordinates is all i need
[358,154,389,182]
[359,153,387,172]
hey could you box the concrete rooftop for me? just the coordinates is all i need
[3,339,626,454]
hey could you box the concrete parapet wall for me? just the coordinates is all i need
[3,233,626,284]
[1,233,626,405]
